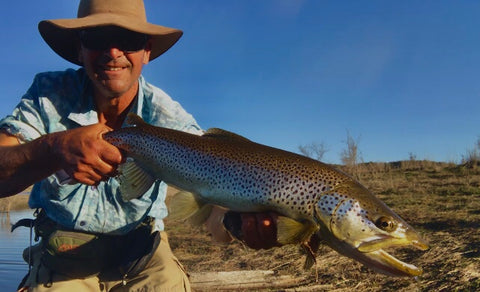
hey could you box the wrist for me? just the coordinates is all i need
[35,132,63,172]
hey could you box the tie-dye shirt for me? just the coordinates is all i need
[0,68,202,234]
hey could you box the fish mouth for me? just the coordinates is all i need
[321,230,429,277]
[356,232,429,276]
[358,235,429,253]
[355,241,429,277]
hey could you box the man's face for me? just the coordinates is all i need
[78,26,152,98]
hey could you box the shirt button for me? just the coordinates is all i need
[79,221,86,226]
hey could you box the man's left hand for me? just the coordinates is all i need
[205,207,281,250]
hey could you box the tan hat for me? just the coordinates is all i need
[38,0,183,65]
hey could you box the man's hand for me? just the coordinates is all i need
[225,211,281,250]
[206,207,281,250]
[51,124,122,185]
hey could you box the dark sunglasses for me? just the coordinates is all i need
[79,27,149,53]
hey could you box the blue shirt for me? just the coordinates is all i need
[0,68,202,234]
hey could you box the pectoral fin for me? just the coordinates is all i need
[116,158,156,201]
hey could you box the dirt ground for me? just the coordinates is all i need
[165,161,480,291]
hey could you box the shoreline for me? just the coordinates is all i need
[0,188,31,212]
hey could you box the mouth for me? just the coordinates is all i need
[356,231,429,276]
[321,229,429,277]
[100,65,127,72]
[96,60,130,74]
[355,243,429,277]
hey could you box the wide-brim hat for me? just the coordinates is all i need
[38,0,183,66]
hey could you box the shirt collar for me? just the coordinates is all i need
[67,73,145,127]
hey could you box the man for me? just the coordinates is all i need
[0,0,278,291]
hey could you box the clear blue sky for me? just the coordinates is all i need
[1,1,479,164]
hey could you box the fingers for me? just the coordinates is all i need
[241,213,279,249]
[98,139,123,166]
[240,214,261,248]
[66,159,109,185]
[254,213,278,248]
[205,206,234,243]
[53,124,123,185]
[70,170,101,186]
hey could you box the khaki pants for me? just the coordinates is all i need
[20,232,191,292]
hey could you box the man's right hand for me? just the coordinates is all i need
[51,124,123,186]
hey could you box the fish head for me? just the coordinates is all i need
[315,180,429,277]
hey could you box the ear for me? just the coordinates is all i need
[142,40,152,65]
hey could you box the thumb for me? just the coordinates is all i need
[205,206,234,243]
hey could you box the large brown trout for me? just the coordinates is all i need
[104,113,429,277]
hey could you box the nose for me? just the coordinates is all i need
[103,46,125,59]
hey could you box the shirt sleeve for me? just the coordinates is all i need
[0,75,47,143]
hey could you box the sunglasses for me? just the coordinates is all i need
[79,27,149,53]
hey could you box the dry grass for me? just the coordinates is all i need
[166,161,480,291]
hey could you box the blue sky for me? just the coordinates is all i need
[1,1,479,164]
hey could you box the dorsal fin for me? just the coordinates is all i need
[126,113,149,127]
[203,128,251,142]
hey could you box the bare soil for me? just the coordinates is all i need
[165,161,480,291]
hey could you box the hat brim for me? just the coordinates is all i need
[39,14,182,65]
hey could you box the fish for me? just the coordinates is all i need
[103,113,429,277]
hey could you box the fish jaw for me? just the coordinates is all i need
[356,227,429,253]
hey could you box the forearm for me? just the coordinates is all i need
[0,134,60,197]
[0,123,123,197]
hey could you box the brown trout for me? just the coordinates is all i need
[104,113,429,277]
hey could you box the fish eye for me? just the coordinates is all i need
[375,216,397,232]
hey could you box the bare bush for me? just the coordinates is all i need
[298,142,328,161]
[340,130,361,167]
[462,136,480,167]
